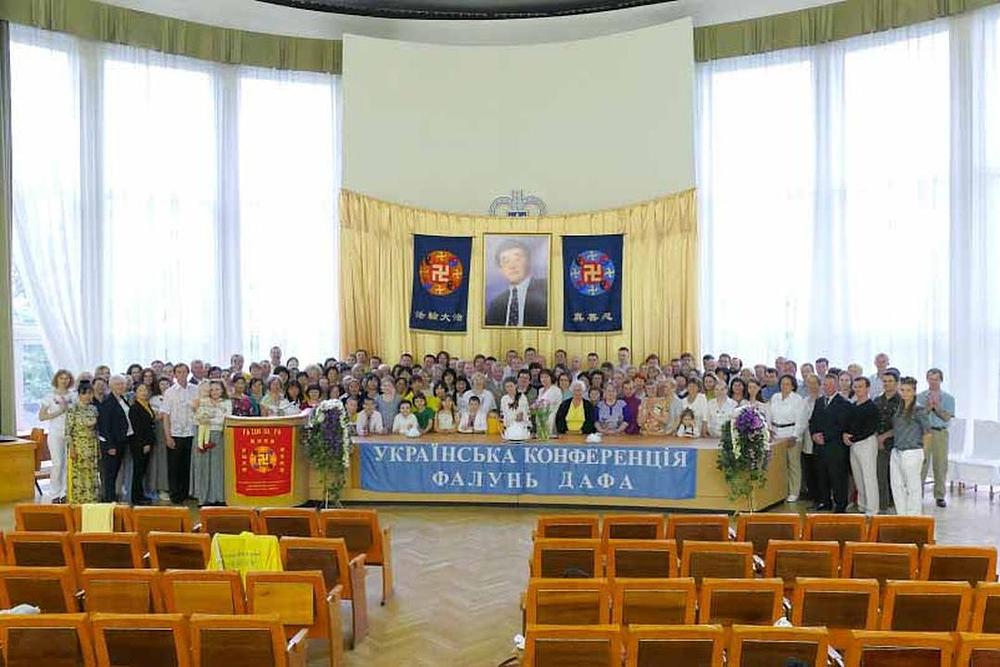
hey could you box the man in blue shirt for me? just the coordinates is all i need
[761,367,781,401]
[917,367,956,508]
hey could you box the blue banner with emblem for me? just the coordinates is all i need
[562,234,624,332]
[410,234,473,332]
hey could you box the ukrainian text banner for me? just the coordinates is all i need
[410,234,473,332]
[562,234,624,332]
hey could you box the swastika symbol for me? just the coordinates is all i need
[581,263,603,283]
[430,264,451,282]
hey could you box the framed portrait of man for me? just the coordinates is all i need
[483,233,551,328]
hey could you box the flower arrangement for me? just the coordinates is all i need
[304,399,352,507]
[530,399,554,440]
[716,405,771,511]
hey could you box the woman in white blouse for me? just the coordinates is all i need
[681,377,709,437]
[766,374,807,502]
[706,386,737,439]
[799,373,822,504]
[536,369,563,435]
[39,369,75,503]
[260,376,297,417]
[499,378,530,428]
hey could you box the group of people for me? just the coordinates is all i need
[36,346,954,516]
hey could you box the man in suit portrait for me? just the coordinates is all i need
[485,238,548,327]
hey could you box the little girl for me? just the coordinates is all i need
[676,408,698,438]
[435,394,458,434]
[412,394,435,434]
[392,400,419,435]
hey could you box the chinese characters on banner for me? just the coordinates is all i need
[562,234,624,332]
[233,426,293,496]
[410,234,473,332]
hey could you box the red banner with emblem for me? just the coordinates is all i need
[233,426,293,496]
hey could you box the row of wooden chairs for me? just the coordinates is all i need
[0,612,315,667]
[523,624,994,667]
[530,538,998,588]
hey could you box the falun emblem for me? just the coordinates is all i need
[570,250,616,296]
[419,250,464,296]
[250,446,277,474]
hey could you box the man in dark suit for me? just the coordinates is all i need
[809,372,853,512]
[98,375,133,503]
[485,239,548,327]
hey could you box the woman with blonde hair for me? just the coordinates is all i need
[39,369,75,503]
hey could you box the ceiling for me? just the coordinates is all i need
[257,0,678,20]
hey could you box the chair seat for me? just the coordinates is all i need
[954,459,1000,486]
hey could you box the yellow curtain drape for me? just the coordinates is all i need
[339,189,698,365]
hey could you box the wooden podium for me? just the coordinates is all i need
[224,414,310,507]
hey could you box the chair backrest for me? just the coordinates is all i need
[881,580,973,632]
[972,582,1000,634]
[29,428,49,473]
[71,532,144,569]
[80,568,163,614]
[133,507,192,546]
[258,508,319,538]
[728,625,829,667]
[868,515,935,548]
[919,545,998,586]
[956,632,1000,667]
[161,569,246,615]
[91,612,190,667]
[245,570,330,640]
[14,504,75,532]
[532,539,603,579]
[0,565,78,612]
[0,612,95,667]
[5,531,76,569]
[523,624,621,667]
[71,505,135,532]
[803,514,868,547]
[950,418,967,457]
[736,513,803,557]
[279,536,354,597]
[680,541,753,584]
[790,577,880,648]
[607,540,677,579]
[844,630,954,667]
[624,624,724,667]
[613,578,697,627]
[601,515,665,543]
[536,515,601,540]
[764,540,840,589]
[190,614,290,667]
[524,578,612,625]
[319,508,387,564]
[197,507,259,536]
[698,578,784,627]
[665,515,729,554]
[972,419,1000,460]
[842,542,919,585]
[147,532,211,571]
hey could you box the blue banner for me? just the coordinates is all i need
[410,234,473,332]
[360,441,697,499]
[562,234,624,332]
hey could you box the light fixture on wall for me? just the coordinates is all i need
[489,190,547,217]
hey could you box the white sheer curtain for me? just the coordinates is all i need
[698,9,1000,420]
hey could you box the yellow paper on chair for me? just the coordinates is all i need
[80,503,115,533]
[208,531,283,579]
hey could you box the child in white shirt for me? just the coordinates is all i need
[458,396,488,433]
[392,400,420,435]
[356,396,385,436]
[676,408,698,438]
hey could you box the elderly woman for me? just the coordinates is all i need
[638,378,672,435]
[555,380,598,435]
[461,372,496,414]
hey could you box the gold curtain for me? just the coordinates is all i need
[339,188,698,364]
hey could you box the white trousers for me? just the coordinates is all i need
[47,428,68,499]
[890,448,926,516]
[849,435,879,515]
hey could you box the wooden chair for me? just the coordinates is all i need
[71,532,145,569]
[844,630,954,667]
[13,503,74,532]
[919,545,998,586]
[790,577,880,649]
[279,536,367,648]
[880,580,973,632]
[132,507,192,547]
[803,514,868,546]
[523,624,621,667]
[319,508,394,604]
[698,578,784,633]
[868,515,935,548]
[91,612,190,667]
[162,569,247,615]
[79,568,163,613]
[665,514,730,554]
[259,508,320,538]
[0,612,95,667]
[189,614,309,667]
[5,531,76,570]
[71,504,135,532]
[535,515,601,539]
[606,539,677,579]
[842,542,919,585]
[29,427,50,496]
[245,571,343,665]
[531,539,603,578]
[955,632,1000,667]
[763,540,840,591]
[600,514,665,542]
[971,582,1000,633]
[524,578,612,626]
[196,506,260,535]
[680,541,753,585]
[736,513,803,557]
[727,625,829,667]
[0,565,78,612]
[624,624,724,667]
[146,531,211,570]
[612,578,697,626]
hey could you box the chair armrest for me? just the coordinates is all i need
[286,628,310,667]
[75,589,86,601]
[752,554,765,573]
[782,596,791,616]
[326,584,344,604]
[828,646,844,667]
[349,553,367,569]
[192,522,203,533]
[728,527,737,540]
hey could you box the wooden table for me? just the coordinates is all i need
[0,438,38,502]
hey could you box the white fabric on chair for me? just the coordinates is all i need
[954,420,1000,487]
